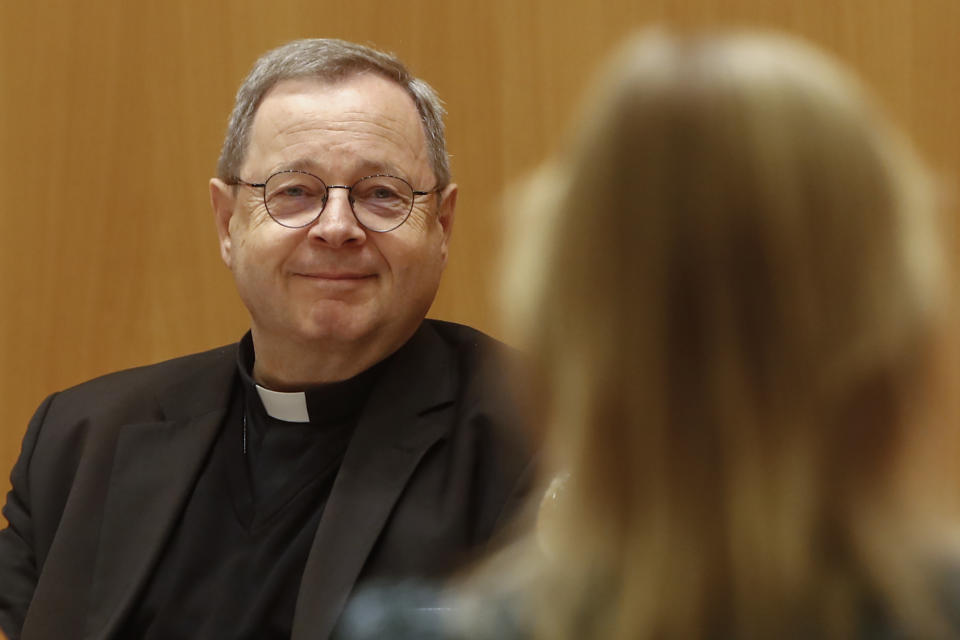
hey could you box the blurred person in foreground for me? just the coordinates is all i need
[0,39,532,640]
[339,29,960,640]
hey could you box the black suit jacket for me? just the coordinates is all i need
[0,320,532,640]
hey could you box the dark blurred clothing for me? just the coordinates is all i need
[335,568,960,640]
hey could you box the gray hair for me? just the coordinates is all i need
[216,38,451,188]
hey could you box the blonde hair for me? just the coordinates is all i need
[499,30,954,639]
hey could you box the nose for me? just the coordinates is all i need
[306,186,367,247]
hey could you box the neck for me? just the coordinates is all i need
[249,326,416,390]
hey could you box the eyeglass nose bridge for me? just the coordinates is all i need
[315,183,360,223]
[321,184,355,207]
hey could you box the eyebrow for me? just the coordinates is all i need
[267,158,321,176]
[272,159,406,181]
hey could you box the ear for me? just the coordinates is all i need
[210,178,238,268]
[436,183,457,268]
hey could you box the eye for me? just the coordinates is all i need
[370,186,400,200]
[265,174,323,203]
[353,176,411,205]
[281,185,308,198]
[269,182,317,200]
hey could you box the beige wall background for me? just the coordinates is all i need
[2,0,958,511]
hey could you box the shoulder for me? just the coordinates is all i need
[47,343,237,415]
[9,343,239,545]
[55,343,236,397]
[22,343,238,473]
[425,319,510,354]
[425,320,515,368]
[421,321,538,531]
[419,320,530,446]
[423,320,521,399]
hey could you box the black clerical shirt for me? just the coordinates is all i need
[119,335,387,639]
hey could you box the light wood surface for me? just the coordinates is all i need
[2,0,959,516]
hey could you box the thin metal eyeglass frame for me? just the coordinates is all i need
[231,169,440,233]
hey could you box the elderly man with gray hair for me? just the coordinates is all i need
[0,39,532,640]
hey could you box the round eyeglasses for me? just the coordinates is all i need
[233,170,439,233]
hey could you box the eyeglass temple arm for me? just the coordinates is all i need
[232,178,266,188]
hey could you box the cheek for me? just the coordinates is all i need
[233,214,304,264]
[379,233,442,280]
[402,210,432,234]
[232,211,278,248]
[392,248,445,301]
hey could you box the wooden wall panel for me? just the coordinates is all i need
[2,0,958,516]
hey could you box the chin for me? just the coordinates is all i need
[299,296,431,347]
[298,317,375,345]
[300,301,390,340]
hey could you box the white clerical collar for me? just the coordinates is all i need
[254,385,310,423]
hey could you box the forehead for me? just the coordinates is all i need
[242,74,430,180]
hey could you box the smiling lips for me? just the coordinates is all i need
[294,271,376,286]
[300,272,371,279]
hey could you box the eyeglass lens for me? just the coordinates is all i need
[263,172,414,231]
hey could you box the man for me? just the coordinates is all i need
[0,39,531,640]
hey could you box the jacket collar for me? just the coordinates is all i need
[291,321,458,639]
[83,344,239,640]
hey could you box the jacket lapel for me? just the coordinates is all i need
[83,347,238,640]
[290,323,457,639]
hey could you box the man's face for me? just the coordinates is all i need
[211,74,456,373]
